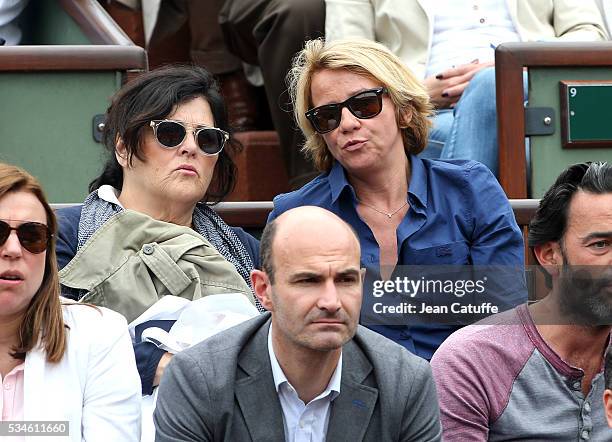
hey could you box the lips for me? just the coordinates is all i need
[0,270,24,282]
[176,164,198,175]
[342,139,367,151]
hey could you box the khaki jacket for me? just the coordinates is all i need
[59,210,253,322]
[325,0,608,78]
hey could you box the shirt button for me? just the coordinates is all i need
[480,18,485,24]
[473,4,478,10]
[143,244,154,255]
[581,430,590,439]
[584,402,591,413]
[573,381,581,390]
[4,383,11,390]
[299,421,305,429]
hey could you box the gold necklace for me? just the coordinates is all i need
[357,199,409,219]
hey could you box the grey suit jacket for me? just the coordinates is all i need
[154,314,442,441]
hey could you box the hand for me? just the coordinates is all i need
[153,352,174,387]
[423,60,494,108]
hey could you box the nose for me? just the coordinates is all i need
[179,129,199,157]
[1,231,23,259]
[338,106,361,133]
[316,279,342,313]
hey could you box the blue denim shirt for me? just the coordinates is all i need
[269,155,526,359]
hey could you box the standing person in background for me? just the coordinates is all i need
[0,162,141,441]
[268,38,526,360]
[325,0,607,173]
[219,0,325,188]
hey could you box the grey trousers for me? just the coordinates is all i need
[220,0,325,187]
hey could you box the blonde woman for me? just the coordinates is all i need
[269,38,526,359]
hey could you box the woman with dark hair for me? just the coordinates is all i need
[55,65,261,395]
[0,163,141,440]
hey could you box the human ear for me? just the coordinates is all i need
[398,105,413,129]
[115,138,129,168]
[250,269,273,311]
[604,389,612,428]
[533,242,562,278]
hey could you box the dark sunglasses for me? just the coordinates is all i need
[305,87,387,134]
[149,120,229,156]
[0,220,51,254]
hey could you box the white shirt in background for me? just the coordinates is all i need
[425,0,521,77]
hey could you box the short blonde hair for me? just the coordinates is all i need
[289,38,433,172]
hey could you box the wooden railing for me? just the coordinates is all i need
[0,45,146,71]
[1,0,147,75]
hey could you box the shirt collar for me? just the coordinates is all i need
[329,160,353,205]
[267,324,342,399]
[97,185,123,207]
[1,362,24,381]
[407,154,428,208]
[327,155,428,208]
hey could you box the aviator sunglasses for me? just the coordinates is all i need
[0,220,51,254]
[305,87,387,134]
[149,119,229,155]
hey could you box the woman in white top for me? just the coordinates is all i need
[0,162,141,441]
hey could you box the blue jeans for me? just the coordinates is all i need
[419,109,452,160]
[421,67,528,177]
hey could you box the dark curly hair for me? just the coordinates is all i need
[89,64,240,204]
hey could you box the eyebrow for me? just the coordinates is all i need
[289,268,361,281]
[581,231,612,242]
[289,271,321,281]
[336,268,362,278]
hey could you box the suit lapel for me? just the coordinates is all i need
[235,320,286,441]
[326,340,378,441]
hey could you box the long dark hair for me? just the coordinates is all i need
[89,64,240,204]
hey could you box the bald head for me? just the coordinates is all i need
[260,206,361,282]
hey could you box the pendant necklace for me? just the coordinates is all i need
[357,199,408,218]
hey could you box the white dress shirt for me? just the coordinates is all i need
[268,326,342,442]
[425,0,521,76]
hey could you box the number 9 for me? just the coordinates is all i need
[570,87,577,97]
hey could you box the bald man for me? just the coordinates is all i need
[154,206,442,441]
